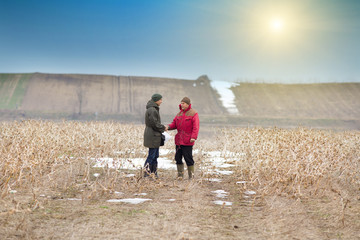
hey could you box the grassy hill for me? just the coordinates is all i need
[229,82,360,129]
[0,73,225,122]
[0,73,32,109]
[231,82,360,119]
[1,73,359,129]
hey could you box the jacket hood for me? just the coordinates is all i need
[147,100,159,109]
[179,104,192,112]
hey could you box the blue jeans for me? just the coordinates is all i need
[144,148,159,167]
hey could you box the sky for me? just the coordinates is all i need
[1,0,360,83]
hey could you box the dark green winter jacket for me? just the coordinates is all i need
[144,100,165,148]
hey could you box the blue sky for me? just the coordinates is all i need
[1,0,360,82]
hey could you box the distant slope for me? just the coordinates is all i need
[0,73,225,119]
[2,73,359,129]
[231,83,360,120]
[0,73,31,109]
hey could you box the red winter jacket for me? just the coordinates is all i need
[168,104,200,146]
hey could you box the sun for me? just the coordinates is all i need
[269,18,285,33]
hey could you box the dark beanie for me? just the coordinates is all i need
[181,97,191,105]
[152,93,162,102]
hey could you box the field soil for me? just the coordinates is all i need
[1,169,360,240]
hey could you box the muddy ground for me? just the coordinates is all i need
[1,168,360,240]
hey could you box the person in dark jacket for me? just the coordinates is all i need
[167,97,199,179]
[143,93,167,177]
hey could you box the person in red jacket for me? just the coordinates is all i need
[167,97,199,179]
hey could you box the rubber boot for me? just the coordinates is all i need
[177,164,184,179]
[188,165,194,179]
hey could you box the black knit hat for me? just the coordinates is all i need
[152,93,162,102]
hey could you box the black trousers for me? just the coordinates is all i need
[175,145,194,166]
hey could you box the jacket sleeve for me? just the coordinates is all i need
[191,113,199,140]
[148,108,165,133]
[168,115,177,130]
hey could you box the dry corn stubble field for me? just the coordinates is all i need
[1,120,360,239]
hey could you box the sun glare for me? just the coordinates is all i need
[269,18,285,33]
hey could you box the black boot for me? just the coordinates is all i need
[143,162,150,177]
[150,163,158,178]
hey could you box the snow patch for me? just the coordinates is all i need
[93,157,175,170]
[218,163,235,168]
[244,190,256,195]
[213,200,233,206]
[216,170,233,175]
[210,81,239,115]
[208,178,222,182]
[125,174,136,178]
[212,190,229,198]
[107,198,152,204]
[236,181,247,184]
[134,193,147,196]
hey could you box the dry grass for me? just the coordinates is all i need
[1,120,360,239]
[1,121,359,201]
[216,127,360,198]
[0,120,147,204]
